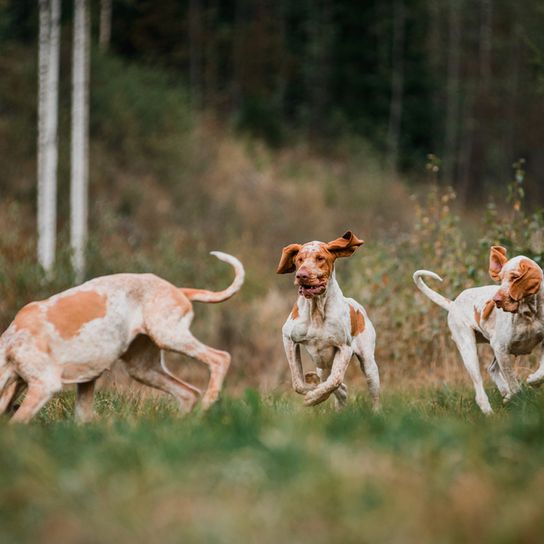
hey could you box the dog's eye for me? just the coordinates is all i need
[316,255,325,262]
[510,273,520,280]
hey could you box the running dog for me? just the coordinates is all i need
[277,231,380,408]
[0,252,244,423]
[414,246,544,413]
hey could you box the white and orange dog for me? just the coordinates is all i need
[414,246,544,414]
[0,252,244,423]
[277,231,380,408]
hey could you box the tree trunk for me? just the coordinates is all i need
[458,0,493,204]
[479,0,492,92]
[305,0,333,135]
[387,0,405,172]
[443,0,461,184]
[505,20,520,172]
[71,0,90,283]
[427,0,443,154]
[188,0,202,109]
[37,0,61,275]
[99,0,112,51]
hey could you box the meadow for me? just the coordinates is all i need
[2,388,544,543]
[3,37,544,544]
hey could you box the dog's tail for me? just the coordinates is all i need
[413,270,452,311]
[181,251,245,303]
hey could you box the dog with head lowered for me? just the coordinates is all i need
[414,246,544,414]
[0,252,244,423]
[277,231,380,409]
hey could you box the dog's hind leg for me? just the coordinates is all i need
[353,334,380,411]
[487,357,511,399]
[333,383,348,409]
[148,329,230,410]
[527,347,544,387]
[448,316,492,414]
[492,349,520,402]
[75,380,96,423]
[122,336,201,413]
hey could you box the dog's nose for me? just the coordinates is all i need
[493,293,503,307]
[296,267,310,282]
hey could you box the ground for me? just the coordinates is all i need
[1,387,544,543]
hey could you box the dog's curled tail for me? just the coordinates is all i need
[413,270,452,311]
[181,251,245,303]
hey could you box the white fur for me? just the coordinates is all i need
[0,253,244,423]
[414,256,544,414]
[282,271,380,408]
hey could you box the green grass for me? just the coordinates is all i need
[2,388,544,543]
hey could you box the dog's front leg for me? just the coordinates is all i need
[527,345,544,387]
[303,345,352,406]
[493,347,521,402]
[75,380,96,423]
[283,337,312,395]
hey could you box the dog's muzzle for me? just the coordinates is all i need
[493,292,519,313]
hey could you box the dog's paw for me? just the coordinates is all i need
[304,388,333,406]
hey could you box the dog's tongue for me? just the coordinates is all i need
[299,284,325,298]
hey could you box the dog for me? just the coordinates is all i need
[0,251,244,423]
[414,246,544,413]
[277,231,380,408]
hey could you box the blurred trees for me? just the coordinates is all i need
[37,0,61,274]
[2,0,544,200]
[71,0,90,281]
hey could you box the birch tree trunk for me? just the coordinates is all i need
[387,0,406,172]
[71,0,90,282]
[99,0,112,51]
[37,0,61,275]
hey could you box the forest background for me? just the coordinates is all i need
[1,0,544,393]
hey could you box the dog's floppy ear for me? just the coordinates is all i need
[326,231,364,258]
[276,244,302,274]
[509,259,542,301]
[489,246,508,282]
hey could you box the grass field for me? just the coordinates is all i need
[1,387,544,543]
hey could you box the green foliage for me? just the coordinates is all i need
[480,159,544,266]
[3,389,544,543]
[91,52,193,177]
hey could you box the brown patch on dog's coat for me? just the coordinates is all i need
[14,302,49,352]
[291,303,299,320]
[47,291,107,340]
[509,258,542,301]
[482,299,495,321]
[349,305,365,336]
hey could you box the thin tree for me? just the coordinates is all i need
[99,0,112,51]
[479,0,493,93]
[188,0,202,109]
[37,0,61,275]
[387,0,406,172]
[71,0,90,282]
[443,0,461,183]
